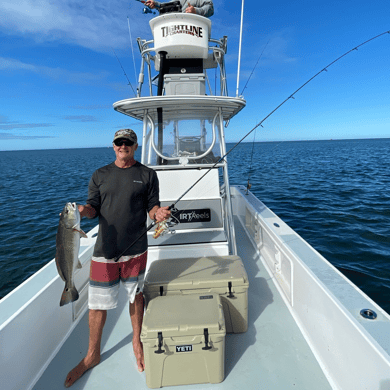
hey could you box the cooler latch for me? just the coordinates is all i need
[202,328,212,350]
[155,332,165,354]
[227,282,235,298]
[160,286,164,296]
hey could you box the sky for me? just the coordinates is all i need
[1,0,389,151]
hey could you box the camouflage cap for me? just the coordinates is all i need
[113,129,137,143]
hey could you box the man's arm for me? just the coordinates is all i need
[186,0,214,17]
[145,0,160,9]
[145,0,214,17]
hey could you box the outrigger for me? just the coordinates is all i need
[1,5,390,390]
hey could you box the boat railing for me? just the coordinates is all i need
[148,112,218,164]
[136,35,228,98]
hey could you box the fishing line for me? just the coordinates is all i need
[112,49,136,96]
[114,29,390,261]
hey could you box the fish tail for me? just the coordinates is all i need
[60,285,79,306]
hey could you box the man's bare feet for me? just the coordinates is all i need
[64,354,100,388]
[133,341,145,372]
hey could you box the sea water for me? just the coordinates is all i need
[0,139,389,313]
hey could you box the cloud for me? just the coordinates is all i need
[63,115,99,122]
[0,0,145,51]
[69,104,112,110]
[115,122,143,129]
[259,30,298,65]
[0,132,56,139]
[0,116,55,130]
[0,57,110,85]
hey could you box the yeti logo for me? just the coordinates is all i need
[176,345,193,352]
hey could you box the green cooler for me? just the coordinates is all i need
[144,255,249,333]
[141,293,226,388]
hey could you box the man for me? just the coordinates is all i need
[64,129,170,388]
[145,0,214,17]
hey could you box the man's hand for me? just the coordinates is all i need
[78,204,97,219]
[145,0,156,9]
[155,206,171,222]
[185,2,196,13]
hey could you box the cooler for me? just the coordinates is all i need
[141,293,226,388]
[144,255,249,333]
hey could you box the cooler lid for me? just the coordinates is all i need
[141,294,225,339]
[144,255,248,291]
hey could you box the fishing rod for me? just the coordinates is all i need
[113,29,390,262]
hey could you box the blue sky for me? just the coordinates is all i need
[1,0,389,151]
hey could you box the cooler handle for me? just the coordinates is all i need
[202,328,212,350]
[227,282,235,298]
[155,332,165,354]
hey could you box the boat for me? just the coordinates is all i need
[1,6,390,390]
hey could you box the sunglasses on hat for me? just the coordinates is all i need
[114,138,134,147]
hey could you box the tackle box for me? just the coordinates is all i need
[141,293,226,388]
[144,255,249,333]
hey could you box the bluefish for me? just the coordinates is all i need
[55,202,88,306]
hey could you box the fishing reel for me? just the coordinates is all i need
[153,208,180,238]
[135,0,157,14]
[143,7,156,14]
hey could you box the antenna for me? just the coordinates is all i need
[235,0,245,97]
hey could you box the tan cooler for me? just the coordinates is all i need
[141,293,226,388]
[144,255,249,334]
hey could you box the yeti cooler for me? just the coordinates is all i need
[141,293,225,388]
[144,255,249,333]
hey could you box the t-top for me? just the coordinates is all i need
[87,161,160,258]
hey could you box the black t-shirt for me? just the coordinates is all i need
[87,161,160,258]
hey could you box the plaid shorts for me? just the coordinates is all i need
[88,251,147,310]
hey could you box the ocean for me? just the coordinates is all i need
[0,139,389,314]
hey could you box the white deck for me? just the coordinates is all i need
[33,216,332,390]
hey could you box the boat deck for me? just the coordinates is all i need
[34,217,332,390]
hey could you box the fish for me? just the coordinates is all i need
[55,202,88,306]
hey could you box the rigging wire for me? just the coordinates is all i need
[241,39,270,96]
[113,29,390,261]
[112,49,136,96]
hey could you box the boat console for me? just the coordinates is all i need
[114,12,246,258]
